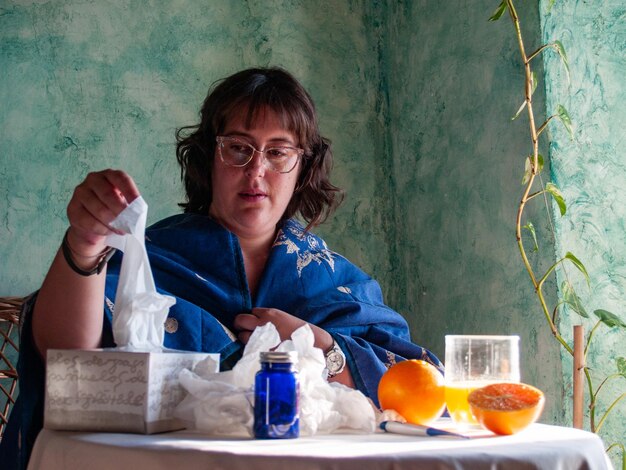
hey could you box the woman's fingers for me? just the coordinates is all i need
[98,169,141,208]
[69,187,118,235]
[233,313,261,331]
[80,170,140,221]
[237,330,252,345]
[250,308,333,351]
[233,313,262,345]
[66,170,141,251]
[236,308,305,343]
[234,309,330,349]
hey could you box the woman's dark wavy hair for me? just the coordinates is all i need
[175,67,343,230]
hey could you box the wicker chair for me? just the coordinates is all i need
[0,296,23,441]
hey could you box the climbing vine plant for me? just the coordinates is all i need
[490,1,625,467]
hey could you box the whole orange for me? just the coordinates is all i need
[468,382,545,435]
[377,359,445,425]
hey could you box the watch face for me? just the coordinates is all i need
[327,350,345,373]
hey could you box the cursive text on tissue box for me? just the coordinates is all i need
[44,348,219,434]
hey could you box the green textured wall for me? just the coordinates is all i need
[3,0,621,444]
[379,1,563,424]
[0,0,388,293]
[541,0,626,456]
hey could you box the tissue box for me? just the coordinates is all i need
[44,348,219,434]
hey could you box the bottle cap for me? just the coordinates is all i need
[259,351,298,364]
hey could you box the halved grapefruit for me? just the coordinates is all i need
[468,382,545,435]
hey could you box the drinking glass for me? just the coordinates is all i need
[445,335,520,427]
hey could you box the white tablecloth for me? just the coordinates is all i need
[27,423,612,470]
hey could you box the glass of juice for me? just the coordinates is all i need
[444,335,520,428]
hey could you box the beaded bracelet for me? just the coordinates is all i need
[61,230,116,276]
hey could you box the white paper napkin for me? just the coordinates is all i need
[105,196,176,350]
[175,323,377,436]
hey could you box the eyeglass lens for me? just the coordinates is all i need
[218,137,300,173]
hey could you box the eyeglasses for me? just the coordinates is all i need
[216,136,303,174]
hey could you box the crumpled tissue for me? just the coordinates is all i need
[105,196,176,350]
[174,323,377,436]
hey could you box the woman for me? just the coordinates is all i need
[1,67,442,469]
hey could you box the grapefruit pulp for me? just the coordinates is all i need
[468,382,545,435]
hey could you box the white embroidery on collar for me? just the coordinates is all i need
[274,223,335,277]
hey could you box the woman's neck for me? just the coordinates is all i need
[207,210,278,296]
[238,234,273,261]
[238,231,276,298]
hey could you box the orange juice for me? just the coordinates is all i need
[445,382,486,426]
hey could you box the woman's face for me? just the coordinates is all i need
[209,107,301,244]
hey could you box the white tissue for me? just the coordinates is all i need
[105,196,176,350]
[174,323,376,436]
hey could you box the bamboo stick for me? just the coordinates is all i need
[573,325,584,429]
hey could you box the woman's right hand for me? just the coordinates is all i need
[33,169,141,356]
[65,169,141,257]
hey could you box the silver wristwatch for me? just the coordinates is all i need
[325,339,346,378]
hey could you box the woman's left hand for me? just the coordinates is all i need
[233,307,333,351]
[235,307,356,388]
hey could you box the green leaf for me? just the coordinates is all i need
[561,280,588,318]
[617,357,626,379]
[594,309,626,329]
[556,104,573,138]
[523,154,544,185]
[565,252,590,286]
[546,182,567,215]
[489,1,507,21]
[523,222,539,252]
[512,100,527,121]
[553,40,570,81]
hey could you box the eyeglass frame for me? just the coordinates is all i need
[215,135,304,174]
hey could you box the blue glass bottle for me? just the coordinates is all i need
[253,351,299,439]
